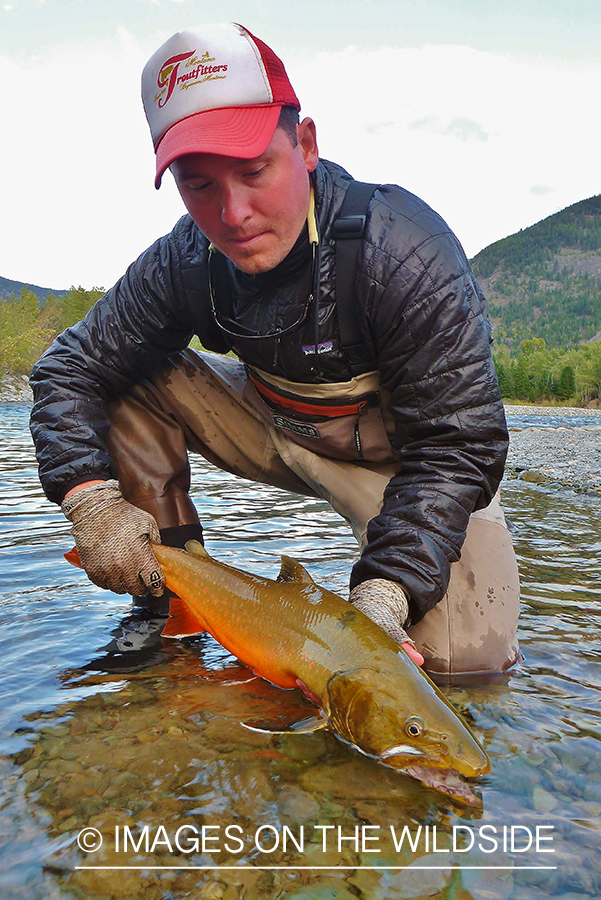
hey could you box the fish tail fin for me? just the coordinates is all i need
[161,596,206,639]
[65,547,82,569]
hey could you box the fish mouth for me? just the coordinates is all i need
[399,764,484,808]
[380,735,490,780]
[379,741,452,769]
[379,743,426,762]
[379,746,485,807]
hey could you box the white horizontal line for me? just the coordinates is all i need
[74,865,557,871]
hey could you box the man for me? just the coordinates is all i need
[30,23,520,676]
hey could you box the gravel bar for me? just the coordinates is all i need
[504,405,601,492]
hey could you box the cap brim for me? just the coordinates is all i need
[154,104,282,188]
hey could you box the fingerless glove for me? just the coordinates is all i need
[349,578,415,647]
[62,480,165,597]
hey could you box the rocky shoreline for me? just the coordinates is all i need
[2,376,600,492]
[504,404,601,493]
[0,372,33,403]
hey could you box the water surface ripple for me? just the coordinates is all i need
[1,402,600,900]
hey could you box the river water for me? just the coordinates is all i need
[0,401,599,900]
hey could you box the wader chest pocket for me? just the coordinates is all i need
[244,373,393,463]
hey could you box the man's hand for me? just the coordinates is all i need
[61,479,165,596]
[349,579,425,667]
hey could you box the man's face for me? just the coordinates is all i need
[171,118,319,275]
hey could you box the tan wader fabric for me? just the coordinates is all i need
[107,349,520,676]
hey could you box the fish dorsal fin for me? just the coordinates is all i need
[184,540,209,559]
[277,556,316,585]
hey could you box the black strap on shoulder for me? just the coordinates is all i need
[333,180,379,376]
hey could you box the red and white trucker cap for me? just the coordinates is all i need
[142,23,301,188]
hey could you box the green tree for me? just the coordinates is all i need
[41,286,104,333]
[0,288,54,374]
[577,343,601,402]
[556,365,576,401]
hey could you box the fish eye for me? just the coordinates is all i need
[404,716,424,737]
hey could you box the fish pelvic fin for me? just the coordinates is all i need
[161,596,206,639]
[241,713,328,735]
[184,540,209,559]
[277,556,316,585]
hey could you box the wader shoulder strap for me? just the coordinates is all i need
[332,180,379,376]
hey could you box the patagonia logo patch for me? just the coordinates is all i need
[272,416,320,439]
[302,341,333,356]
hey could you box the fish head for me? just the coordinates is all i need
[325,667,490,779]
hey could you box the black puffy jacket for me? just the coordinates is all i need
[30,158,508,622]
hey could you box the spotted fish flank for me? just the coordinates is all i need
[150,540,491,804]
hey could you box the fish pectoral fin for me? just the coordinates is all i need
[277,556,316,585]
[161,596,206,639]
[184,540,210,559]
[240,713,328,735]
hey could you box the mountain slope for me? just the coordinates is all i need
[4,195,601,352]
[0,275,68,303]
[470,195,601,350]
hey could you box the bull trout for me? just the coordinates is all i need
[151,541,491,804]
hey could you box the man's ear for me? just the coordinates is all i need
[298,117,319,173]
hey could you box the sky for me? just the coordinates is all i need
[1,0,600,291]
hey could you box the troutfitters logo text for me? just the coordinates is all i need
[156,50,228,108]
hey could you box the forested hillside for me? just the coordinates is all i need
[0,275,68,303]
[0,287,103,375]
[471,195,601,350]
[3,195,601,405]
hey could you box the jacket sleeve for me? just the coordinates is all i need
[350,191,508,623]
[29,220,205,505]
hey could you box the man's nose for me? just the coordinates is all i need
[220,185,252,228]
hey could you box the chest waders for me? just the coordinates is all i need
[104,180,520,676]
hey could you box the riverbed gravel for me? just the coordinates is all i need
[2,375,601,492]
[504,404,601,493]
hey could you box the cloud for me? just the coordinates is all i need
[1,30,184,288]
[530,185,556,196]
[364,120,397,136]
[2,35,600,287]
[444,118,489,142]
[409,116,489,141]
[289,42,601,256]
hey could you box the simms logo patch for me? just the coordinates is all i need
[156,50,229,108]
[272,416,320,439]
